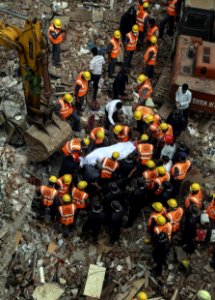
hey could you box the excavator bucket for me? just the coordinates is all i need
[24,113,72,162]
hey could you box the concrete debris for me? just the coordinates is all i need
[32,283,64,300]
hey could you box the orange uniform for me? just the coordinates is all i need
[171,160,191,181]
[48,21,64,44]
[116,126,130,142]
[136,10,148,32]
[143,45,158,65]
[109,37,121,58]
[166,207,184,232]
[147,25,159,41]
[143,168,157,190]
[154,222,172,240]
[58,203,76,225]
[148,208,167,227]
[90,127,105,145]
[136,105,154,121]
[71,187,89,209]
[154,172,170,195]
[40,185,58,207]
[56,176,71,197]
[61,138,81,156]
[168,0,178,16]
[206,200,215,220]
[136,143,154,165]
[149,115,161,138]
[75,72,88,97]
[125,31,139,51]
[101,158,119,179]
[185,190,203,209]
[58,97,73,119]
[137,79,153,100]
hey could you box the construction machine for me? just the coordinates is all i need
[0,7,72,162]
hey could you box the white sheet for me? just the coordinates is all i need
[81,142,136,167]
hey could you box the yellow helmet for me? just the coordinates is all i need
[112,151,120,159]
[140,134,149,142]
[197,290,211,300]
[83,71,91,81]
[132,24,139,33]
[83,138,90,146]
[156,166,166,175]
[157,215,166,226]
[134,110,143,120]
[146,160,155,168]
[190,183,201,192]
[152,202,163,212]
[53,18,62,29]
[77,181,88,190]
[160,122,168,131]
[137,74,147,84]
[113,125,123,134]
[137,291,148,300]
[167,198,178,208]
[150,35,157,44]
[96,130,105,139]
[49,175,57,183]
[213,193,215,200]
[144,114,154,123]
[62,194,71,202]
[64,93,73,103]
[63,174,72,184]
[114,30,121,39]
[143,2,149,8]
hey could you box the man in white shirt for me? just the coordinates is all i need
[105,99,126,129]
[89,47,105,107]
[175,83,192,125]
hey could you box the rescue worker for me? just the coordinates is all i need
[119,6,137,41]
[113,68,129,99]
[154,215,172,241]
[166,199,184,232]
[135,74,153,104]
[124,24,139,68]
[145,114,161,141]
[74,71,91,113]
[159,181,174,207]
[197,290,211,300]
[113,124,131,142]
[57,194,76,236]
[153,166,170,197]
[82,203,105,242]
[61,137,90,158]
[105,99,126,129]
[100,152,120,180]
[160,135,176,161]
[181,204,199,253]
[153,231,169,276]
[171,154,191,197]
[37,176,59,221]
[108,200,124,244]
[133,291,148,300]
[133,106,154,133]
[158,122,173,142]
[205,193,215,221]
[159,0,180,38]
[48,18,65,67]
[55,93,80,132]
[127,178,146,227]
[56,174,72,197]
[185,183,203,209]
[107,30,121,77]
[89,127,106,151]
[120,153,136,178]
[148,202,167,236]
[71,181,89,209]
[173,140,190,163]
[136,2,150,47]
[143,35,158,79]
[146,18,159,45]
[143,159,157,191]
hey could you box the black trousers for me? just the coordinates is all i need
[159,14,175,38]
[108,58,117,76]
[75,96,85,112]
[105,109,119,130]
[91,74,101,101]
[145,65,154,79]
[124,51,134,68]
[52,44,61,67]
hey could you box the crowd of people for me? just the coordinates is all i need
[34,1,214,300]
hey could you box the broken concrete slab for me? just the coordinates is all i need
[32,283,64,300]
[92,8,104,22]
[66,8,92,22]
[84,264,106,299]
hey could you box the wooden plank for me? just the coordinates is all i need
[124,278,145,300]
[84,264,106,299]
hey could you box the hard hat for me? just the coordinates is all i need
[53,18,62,29]
[137,291,148,300]
[213,193,215,200]
[77,180,88,190]
[157,215,166,226]
[137,74,147,84]
[63,174,72,184]
[132,24,139,33]
[159,122,168,131]
[96,130,105,139]
[134,110,143,120]
[150,35,157,44]
[143,2,150,8]
[156,166,166,175]
[83,71,91,81]
[167,198,178,208]
[112,151,120,159]
[140,134,149,142]
[111,200,122,212]
[49,175,57,183]
[164,134,174,144]
[197,290,211,300]
[114,30,121,39]
[113,125,123,134]
[64,93,73,103]
[152,202,163,212]
[62,194,71,202]
[146,159,155,168]
[190,183,201,192]
[83,138,90,146]
[144,114,154,123]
